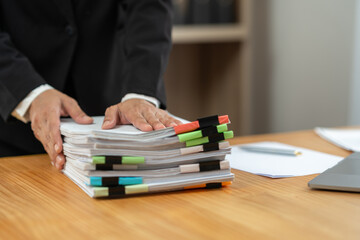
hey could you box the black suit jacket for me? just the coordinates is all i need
[0,0,172,156]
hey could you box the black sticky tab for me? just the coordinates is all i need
[198,115,219,128]
[199,161,221,172]
[206,183,223,189]
[201,126,218,136]
[207,133,225,143]
[102,177,120,186]
[105,156,123,164]
[203,142,220,152]
[96,164,113,170]
[108,186,126,196]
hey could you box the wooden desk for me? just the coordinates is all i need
[1,130,359,239]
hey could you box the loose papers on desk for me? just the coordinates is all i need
[60,115,234,198]
[315,127,360,152]
[228,141,342,178]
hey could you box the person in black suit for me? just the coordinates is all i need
[0,0,181,169]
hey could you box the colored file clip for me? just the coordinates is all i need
[178,124,228,142]
[93,182,232,197]
[93,184,149,197]
[179,160,230,173]
[92,156,145,165]
[90,176,143,187]
[185,131,234,147]
[94,164,116,171]
[174,115,229,134]
[180,141,230,155]
[184,182,232,190]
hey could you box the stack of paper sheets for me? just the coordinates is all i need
[60,115,234,198]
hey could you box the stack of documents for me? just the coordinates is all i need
[60,115,234,198]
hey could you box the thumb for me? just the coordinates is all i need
[62,97,93,124]
[102,105,120,129]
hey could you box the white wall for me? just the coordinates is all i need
[349,0,360,125]
[252,0,357,133]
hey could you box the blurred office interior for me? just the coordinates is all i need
[165,0,359,136]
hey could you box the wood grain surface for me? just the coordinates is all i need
[0,130,359,240]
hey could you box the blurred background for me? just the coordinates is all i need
[164,0,359,136]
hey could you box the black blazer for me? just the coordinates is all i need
[0,0,173,156]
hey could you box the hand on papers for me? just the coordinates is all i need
[101,99,182,131]
[29,89,93,170]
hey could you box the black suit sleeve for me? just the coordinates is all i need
[122,0,173,108]
[0,29,46,121]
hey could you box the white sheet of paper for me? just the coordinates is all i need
[228,141,343,178]
[315,127,360,152]
[60,116,144,135]
[60,114,189,137]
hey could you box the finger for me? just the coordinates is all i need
[41,108,63,165]
[143,110,166,130]
[118,106,131,125]
[62,97,93,124]
[155,111,183,127]
[54,142,62,154]
[125,110,153,132]
[31,117,42,142]
[172,118,183,126]
[44,137,62,168]
[55,153,66,170]
[31,115,58,164]
[47,108,63,154]
[102,105,119,129]
[42,137,57,166]
[44,131,58,165]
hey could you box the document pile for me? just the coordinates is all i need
[60,115,234,198]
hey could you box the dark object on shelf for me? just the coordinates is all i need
[213,0,236,24]
[173,0,236,25]
[188,0,212,24]
[173,0,190,25]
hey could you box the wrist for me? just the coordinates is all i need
[11,84,54,123]
[121,93,160,108]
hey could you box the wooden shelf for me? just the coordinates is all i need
[172,24,247,44]
[165,0,253,135]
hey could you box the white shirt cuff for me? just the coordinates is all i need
[11,84,54,123]
[121,93,160,108]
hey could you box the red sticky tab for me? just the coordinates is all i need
[174,115,230,135]
[174,121,200,134]
[218,115,229,125]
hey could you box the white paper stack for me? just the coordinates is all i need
[60,115,234,198]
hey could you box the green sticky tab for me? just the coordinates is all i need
[179,124,229,142]
[223,131,234,139]
[125,184,149,195]
[186,136,209,147]
[122,156,145,164]
[90,177,102,186]
[178,130,203,142]
[92,156,105,164]
[216,124,228,133]
[185,130,234,147]
[93,187,109,197]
